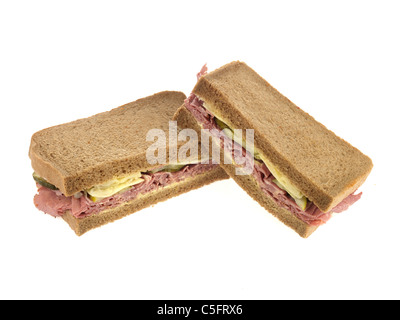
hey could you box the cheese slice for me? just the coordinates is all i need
[204,102,307,205]
[86,160,202,200]
[256,154,303,200]
[86,172,144,198]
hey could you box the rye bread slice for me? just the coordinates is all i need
[192,61,373,212]
[29,91,188,196]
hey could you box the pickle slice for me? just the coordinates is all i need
[150,164,187,174]
[294,196,308,211]
[215,118,229,130]
[273,178,307,210]
[161,164,186,173]
[33,172,58,190]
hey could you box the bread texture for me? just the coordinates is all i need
[174,106,317,237]
[29,91,187,196]
[62,166,228,236]
[192,61,373,212]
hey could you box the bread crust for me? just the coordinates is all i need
[220,162,318,238]
[29,91,187,196]
[62,166,229,236]
[173,105,316,238]
[192,61,373,212]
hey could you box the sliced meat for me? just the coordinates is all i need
[34,163,217,219]
[34,186,71,218]
[197,64,208,80]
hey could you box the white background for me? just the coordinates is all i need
[1,1,399,300]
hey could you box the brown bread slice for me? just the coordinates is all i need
[30,91,189,196]
[174,106,317,237]
[192,61,373,212]
[62,166,228,236]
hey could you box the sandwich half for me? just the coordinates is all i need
[173,62,373,237]
[30,91,229,235]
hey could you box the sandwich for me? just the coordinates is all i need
[173,62,373,237]
[30,91,229,235]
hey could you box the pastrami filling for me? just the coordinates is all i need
[34,163,218,219]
